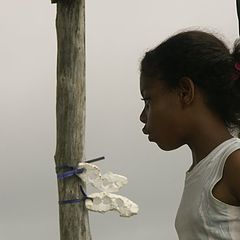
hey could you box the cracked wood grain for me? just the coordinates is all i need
[54,0,92,239]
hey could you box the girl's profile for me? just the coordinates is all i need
[139,30,240,239]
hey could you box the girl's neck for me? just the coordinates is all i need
[187,117,233,170]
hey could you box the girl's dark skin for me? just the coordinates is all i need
[140,75,240,206]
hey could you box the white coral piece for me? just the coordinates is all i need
[85,192,139,217]
[77,163,128,193]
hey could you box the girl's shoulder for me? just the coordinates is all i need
[223,149,240,203]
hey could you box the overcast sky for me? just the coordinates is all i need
[0,1,238,239]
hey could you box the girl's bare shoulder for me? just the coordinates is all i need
[224,149,240,202]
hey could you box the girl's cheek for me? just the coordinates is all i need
[146,109,152,123]
[145,105,149,115]
[145,104,153,123]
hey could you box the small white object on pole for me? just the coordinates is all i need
[77,162,139,217]
[85,192,139,217]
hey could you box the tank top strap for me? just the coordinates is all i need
[210,137,240,184]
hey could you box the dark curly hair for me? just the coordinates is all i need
[140,30,240,136]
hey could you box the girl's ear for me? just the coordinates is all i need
[177,77,195,107]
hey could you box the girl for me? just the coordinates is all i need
[139,30,240,239]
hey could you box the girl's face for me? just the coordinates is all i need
[140,75,186,151]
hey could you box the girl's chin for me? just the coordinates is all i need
[148,135,155,142]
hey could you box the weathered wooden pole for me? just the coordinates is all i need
[51,0,92,239]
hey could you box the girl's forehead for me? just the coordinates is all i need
[140,75,167,93]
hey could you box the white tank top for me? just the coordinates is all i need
[175,137,240,240]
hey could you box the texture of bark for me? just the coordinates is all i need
[54,0,92,239]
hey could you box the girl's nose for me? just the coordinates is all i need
[140,108,147,124]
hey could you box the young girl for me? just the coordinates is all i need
[139,30,240,239]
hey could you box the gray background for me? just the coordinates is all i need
[0,1,238,239]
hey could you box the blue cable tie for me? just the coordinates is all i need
[85,156,105,163]
[59,199,82,204]
[57,168,85,180]
[80,185,88,198]
[58,186,92,205]
[56,156,105,180]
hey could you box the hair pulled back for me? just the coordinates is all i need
[140,30,240,135]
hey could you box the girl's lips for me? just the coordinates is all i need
[142,127,149,135]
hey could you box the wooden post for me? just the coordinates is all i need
[52,0,92,239]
